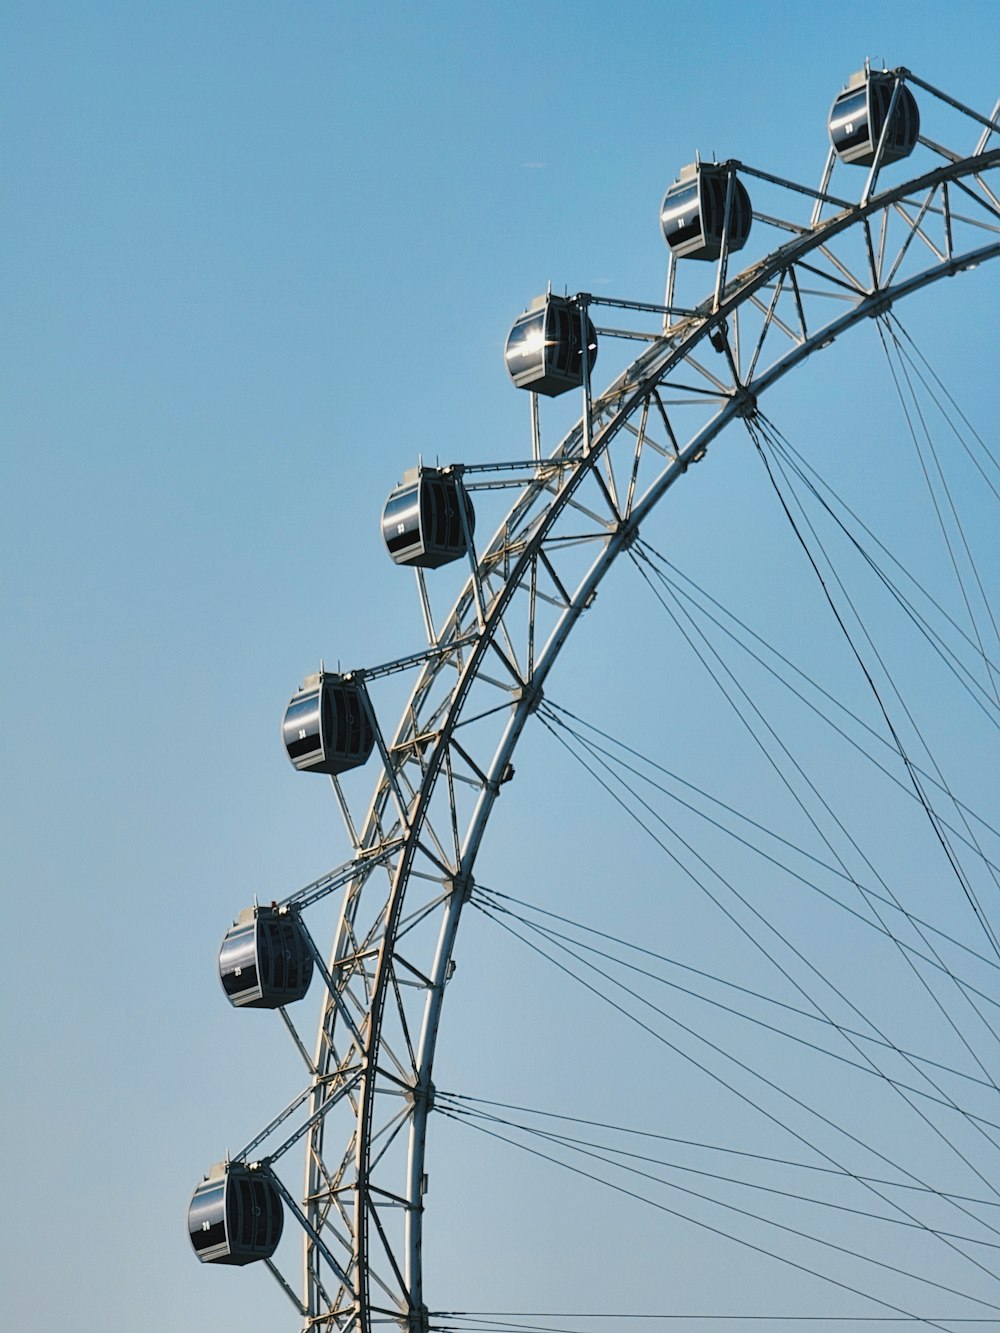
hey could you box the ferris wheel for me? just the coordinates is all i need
[188,64,1000,1332]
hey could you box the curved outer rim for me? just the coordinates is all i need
[304,148,999,1331]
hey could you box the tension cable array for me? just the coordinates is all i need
[620,538,1000,1095]
[742,402,1000,964]
[468,876,1000,1235]
[877,314,1000,709]
[453,341,1000,1318]
[533,679,1000,1175]
[435,1088,1000,1330]
[462,860,1000,1323]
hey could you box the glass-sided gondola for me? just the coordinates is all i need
[829,67,919,167]
[218,905,314,1009]
[282,671,375,776]
[188,1161,283,1266]
[504,292,597,397]
[381,466,475,569]
[660,161,753,262]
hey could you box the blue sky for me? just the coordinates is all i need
[2,4,998,1331]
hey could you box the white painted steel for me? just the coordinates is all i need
[304,146,999,1332]
[204,77,999,1332]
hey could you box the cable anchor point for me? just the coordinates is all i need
[732,385,758,419]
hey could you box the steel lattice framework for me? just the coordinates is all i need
[205,69,1000,1333]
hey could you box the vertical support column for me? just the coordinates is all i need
[578,295,593,457]
[530,390,541,463]
[415,567,436,646]
[330,774,362,853]
[455,472,487,631]
[713,167,737,312]
[973,98,1000,155]
[862,76,905,206]
[810,148,836,228]
[357,679,412,833]
[662,251,677,332]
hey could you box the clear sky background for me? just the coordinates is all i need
[2,4,998,1331]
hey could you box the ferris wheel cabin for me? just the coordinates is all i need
[504,293,597,397]
[829,69,920,167]
[218,905,314,1009]
[660,162,753,262]
[381,467,475,569]
[188,1161,284,1266]
[282,672,375,776]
